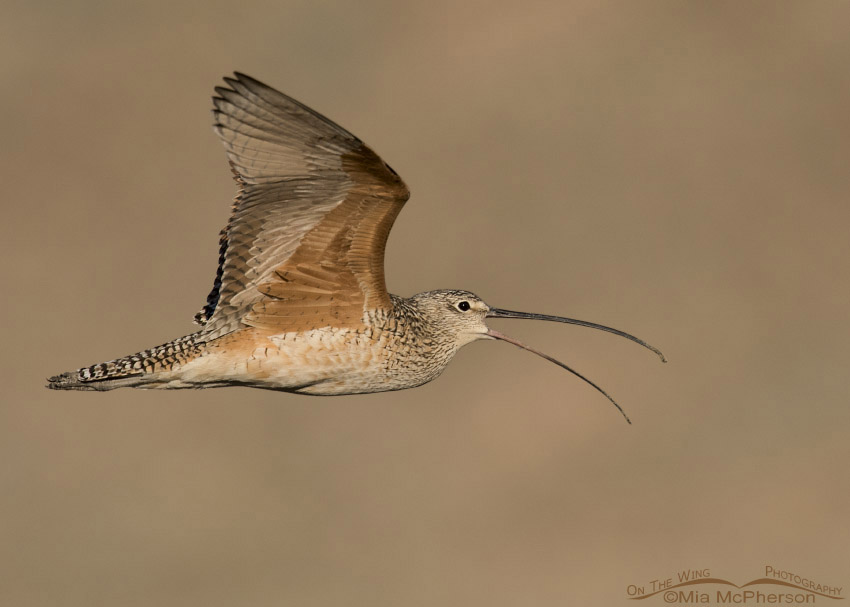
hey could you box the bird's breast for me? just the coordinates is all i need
[185,324,454,395]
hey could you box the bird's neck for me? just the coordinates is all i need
[383,294,460,357]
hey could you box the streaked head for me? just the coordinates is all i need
[411,289,490,346]
[412,289,666,424]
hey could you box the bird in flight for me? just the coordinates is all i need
[48,73,665,423]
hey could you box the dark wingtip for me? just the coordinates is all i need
[232,71,257,84]
[231,72,267,92]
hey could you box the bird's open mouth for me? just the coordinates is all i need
[485,308,666,424]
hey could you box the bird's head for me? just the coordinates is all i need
[411,289,492,347]
[410,289,667,424]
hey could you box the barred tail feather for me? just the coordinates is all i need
[46,371,149,391]
[47,333,204,391]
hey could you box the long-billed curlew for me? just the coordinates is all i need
[47,73,665,423]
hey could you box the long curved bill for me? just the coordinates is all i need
[485,309,667,425]
[486,308,667,362]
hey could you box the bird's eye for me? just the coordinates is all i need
[457,301,471,312]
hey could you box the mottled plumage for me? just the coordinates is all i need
[48,73,664,423]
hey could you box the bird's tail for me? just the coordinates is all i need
[47,333,204,391]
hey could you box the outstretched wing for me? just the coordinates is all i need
[196,73,410,339]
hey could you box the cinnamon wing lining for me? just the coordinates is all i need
[245,160,406,333]
[198,73,409,339]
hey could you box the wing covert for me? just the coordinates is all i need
[197,73,409,339]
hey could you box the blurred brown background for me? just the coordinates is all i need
[2,1,848,605]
